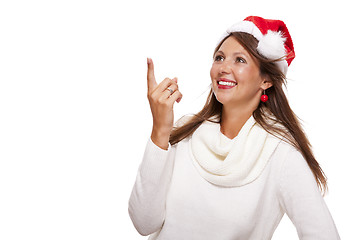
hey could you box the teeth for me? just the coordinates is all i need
[218,81,236,86]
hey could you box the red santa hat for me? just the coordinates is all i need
[217,16,295,75]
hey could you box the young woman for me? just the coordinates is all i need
[128,16,340,239]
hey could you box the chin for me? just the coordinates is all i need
[214,92,233,105]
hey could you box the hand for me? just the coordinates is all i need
[147,58,182,150]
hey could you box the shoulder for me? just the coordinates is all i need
[269,140,314,182]
[274,141,319,196]
[269,139,295,164]
[279,141,310,172]
[272,140,310,173]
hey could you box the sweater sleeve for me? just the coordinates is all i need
[128,137,175,236]
[278,146,341,240]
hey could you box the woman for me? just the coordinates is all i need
[128,16,340,239]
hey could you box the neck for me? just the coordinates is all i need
[220,103,257,139]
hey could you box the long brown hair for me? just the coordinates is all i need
[169,32,328,194]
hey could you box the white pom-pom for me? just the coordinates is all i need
[257,30,286,59]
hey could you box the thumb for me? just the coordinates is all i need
[147,58,157,92]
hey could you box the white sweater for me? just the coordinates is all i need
[128,120,340,240]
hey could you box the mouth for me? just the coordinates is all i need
[217,78,237,89]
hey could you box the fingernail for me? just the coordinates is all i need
[147,58,152,64]
[174,77,178,83]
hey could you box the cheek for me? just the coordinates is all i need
[233,67,246,79]
[210,64,217,79]
[233,67,258,85]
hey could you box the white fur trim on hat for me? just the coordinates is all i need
[257,30,287,60]
[257,30,288,74]
[227,20,263,41]
[216,21,262,46]
[217,21,288,75]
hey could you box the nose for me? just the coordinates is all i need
[219,60,231,74]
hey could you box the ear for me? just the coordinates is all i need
[261,75,273,90]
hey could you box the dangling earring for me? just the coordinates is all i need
[261,89,268,102]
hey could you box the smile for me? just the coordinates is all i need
[217,79,237,89]
[218,81,237,86]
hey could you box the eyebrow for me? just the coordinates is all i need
[233,51,247,56]
[215,50,249,58]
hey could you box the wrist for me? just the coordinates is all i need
[151,127,171,150]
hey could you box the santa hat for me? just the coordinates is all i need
[217,16,295,75]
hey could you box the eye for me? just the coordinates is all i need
[236,57,246,63]
[214,55,224,62]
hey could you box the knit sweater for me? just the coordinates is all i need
[128,119,340,240]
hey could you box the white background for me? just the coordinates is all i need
[0,0,359,239]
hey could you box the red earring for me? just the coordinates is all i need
[261,89,268,102]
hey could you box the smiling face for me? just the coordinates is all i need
[210,36,271,108]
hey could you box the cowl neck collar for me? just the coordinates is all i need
[189,115,282,187]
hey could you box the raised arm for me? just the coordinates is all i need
[128,58,182,236]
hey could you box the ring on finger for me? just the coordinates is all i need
[166,88,174,94]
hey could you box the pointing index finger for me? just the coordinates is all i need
[147,58,157,92]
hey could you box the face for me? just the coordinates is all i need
[210,36,271,107]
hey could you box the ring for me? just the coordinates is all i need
[166,88,174,94]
